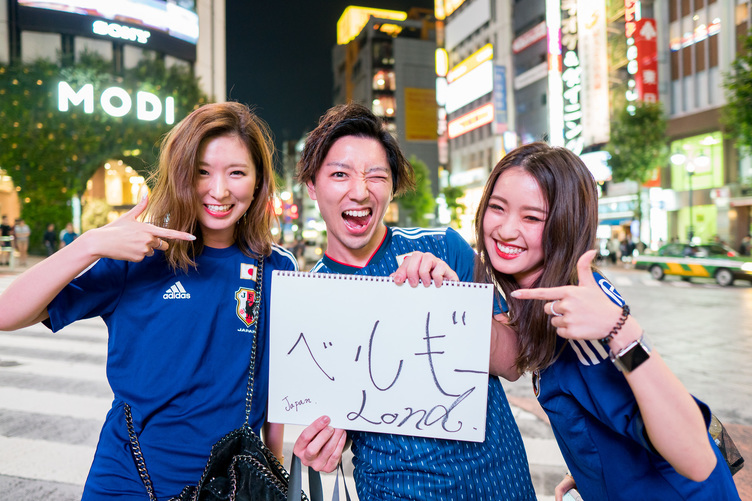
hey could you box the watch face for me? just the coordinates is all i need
[620,342,650,371]
[612,338,651,373]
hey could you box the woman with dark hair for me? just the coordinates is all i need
[0,102,297,499]
[475,142,739,500]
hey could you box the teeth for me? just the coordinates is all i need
[344,209,370,217]
[496,243,523,255]
[207,204,232,212]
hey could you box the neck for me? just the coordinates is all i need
[326,224,387,268]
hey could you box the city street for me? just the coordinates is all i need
[1,259,750,500]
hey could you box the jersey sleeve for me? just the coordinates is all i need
[444,227,476,283]
[44,258,128,332]
[270,244,298,272]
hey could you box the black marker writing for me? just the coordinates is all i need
[287,333,335,381]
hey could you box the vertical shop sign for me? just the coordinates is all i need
[633,18,658,103]
[578,0,609,146]
[560,0,583,154]
[493,65,507,134]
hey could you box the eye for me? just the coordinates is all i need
[331,171,347,179]
[525,214,545,223]
[198,168,209,176]
[230,169,246,176]
[488,203,504,212]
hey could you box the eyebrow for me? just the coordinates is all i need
[489,195,547,214]
[198,161,250,168]
[324,162,390,174]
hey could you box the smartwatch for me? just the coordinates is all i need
[609,332,652,373]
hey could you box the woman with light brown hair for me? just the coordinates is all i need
[0,102,297,499]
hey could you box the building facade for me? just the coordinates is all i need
[0,0,225,230]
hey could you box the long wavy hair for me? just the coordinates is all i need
[146,101,277,272]
[474,142,599,373]
[297,103,415,196]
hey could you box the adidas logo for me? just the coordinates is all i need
[163,281,191,299]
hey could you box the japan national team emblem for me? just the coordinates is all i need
[235,288,257,327]
[240,263,257,281]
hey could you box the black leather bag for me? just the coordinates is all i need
[125,258,311,501]
[710,414,745,476]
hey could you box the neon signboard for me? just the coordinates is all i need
[58,81,175,124]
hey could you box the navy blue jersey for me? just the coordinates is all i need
[533,272,739,500]
[312,226,535,500]
[46,244,297,500]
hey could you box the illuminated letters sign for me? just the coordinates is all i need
[447,44,493,84]
[58,82,175,124]
[560,0,583,154]
[448,103,494,139]
[92,20,151,44]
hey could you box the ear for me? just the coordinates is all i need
[306,180,317,201]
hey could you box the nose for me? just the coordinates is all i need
[208,174,229,199]
[348,178,369,203]
[495,216,520,240]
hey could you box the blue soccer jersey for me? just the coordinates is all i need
[45,244,297,500]
[311,226,536,500]
[533,272,740,500]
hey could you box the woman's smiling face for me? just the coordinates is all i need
[482,166,548,288]
[195,134,256,248]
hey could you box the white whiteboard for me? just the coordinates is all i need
[268,271,493,442]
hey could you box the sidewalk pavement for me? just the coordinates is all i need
[2,255,750,500]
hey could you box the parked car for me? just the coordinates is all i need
[633,243,752,286]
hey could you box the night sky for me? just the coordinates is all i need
[225,0,434,156]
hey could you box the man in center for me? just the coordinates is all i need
[292,103,535,500]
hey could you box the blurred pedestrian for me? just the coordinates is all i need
[13,218,30,266]
[0,215,11,265]
[0,102,296,499]
[59,222,78,249]
[43,223,58,256]
[606,236,619,265]
[740,234,751,256]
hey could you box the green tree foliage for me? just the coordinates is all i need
[398,156,435,227]
[723,33,752,154]
[0,52,207,251]
[442,185,466,228]
[606,101,668,184]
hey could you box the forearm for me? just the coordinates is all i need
[263,421,285,461]
[609,320,716,480]
[489,317,521,381]
[0,232,100,331]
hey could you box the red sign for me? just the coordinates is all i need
[633,18,658,103]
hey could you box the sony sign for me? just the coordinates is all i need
[93,20,151,44]
[58,82,175,124]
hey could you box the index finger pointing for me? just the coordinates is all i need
[151,228,196,242]
[510,286,569,301]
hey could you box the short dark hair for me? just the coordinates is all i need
[297,103,415,196]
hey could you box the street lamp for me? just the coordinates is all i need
[670,151,709,243]
[685,162,695,241]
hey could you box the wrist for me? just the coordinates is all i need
[605,318,643,352]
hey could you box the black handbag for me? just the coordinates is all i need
[124,258,313,501]
[709,414,745,476]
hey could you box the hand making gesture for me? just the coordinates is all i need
[510,250,629,343]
